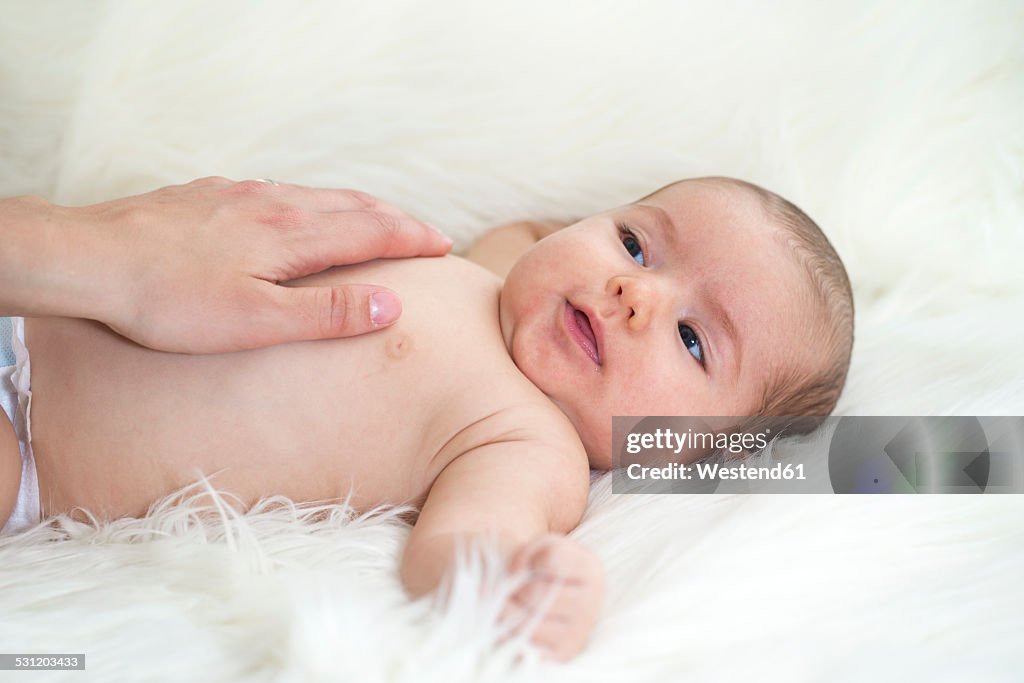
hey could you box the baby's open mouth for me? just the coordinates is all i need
[564,302,601,366]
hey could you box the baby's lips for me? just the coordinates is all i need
[573,302,605,366]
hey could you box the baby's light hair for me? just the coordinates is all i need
[725,177,854,433]
[650,177,855,435]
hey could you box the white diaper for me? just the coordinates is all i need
[1,316,40,534]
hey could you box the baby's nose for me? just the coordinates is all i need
[605,276,654,331]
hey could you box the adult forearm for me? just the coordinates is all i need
[0,195,122,321]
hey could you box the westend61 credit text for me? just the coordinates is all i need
[626,461,805,481]
[612,416,1024,494]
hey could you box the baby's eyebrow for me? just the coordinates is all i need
[633,202,743,373]
[634,203,678,242]
[630,202,745,374]
[705,295,742,374]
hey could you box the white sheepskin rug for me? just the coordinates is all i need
[1,1,1022,681]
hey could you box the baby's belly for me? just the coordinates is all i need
[26,316,450,519]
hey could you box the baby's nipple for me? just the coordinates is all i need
[385,332,413,360]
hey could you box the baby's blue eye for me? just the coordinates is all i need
[679,324,703,364]
[619,227,645,266]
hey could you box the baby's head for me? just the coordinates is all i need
[498,177,854,468]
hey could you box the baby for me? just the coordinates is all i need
[0,176,853,659]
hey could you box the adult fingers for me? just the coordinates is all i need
[198,179,452,255]
[289,186,423,221]
[260,282,403,342]
[224,179,429,222]
[291,210,452,274]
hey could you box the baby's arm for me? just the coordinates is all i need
[400,430,603,660]
[463,219,568,278]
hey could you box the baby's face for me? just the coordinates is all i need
[499,180,818,468]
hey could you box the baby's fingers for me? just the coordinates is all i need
[509,573,584,616]
[498,601,587,662]
[508,533,577,575]
[500,574,586,645]
[528,617,591,662]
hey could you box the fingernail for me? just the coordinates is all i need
[370,291,401,326]
[426,222,452,243]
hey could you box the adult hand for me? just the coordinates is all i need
[0,177,452,353]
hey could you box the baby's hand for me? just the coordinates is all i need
[503,534,605,661]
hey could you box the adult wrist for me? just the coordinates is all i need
[0,196,125,321]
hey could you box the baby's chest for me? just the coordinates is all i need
[295,343,538,509]
[296,308,511,434]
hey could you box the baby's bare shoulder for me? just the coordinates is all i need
[444,390,588,465]
[434,396,591,522]
[417,399,591,542]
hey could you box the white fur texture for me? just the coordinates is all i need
[1,1,1022,681]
